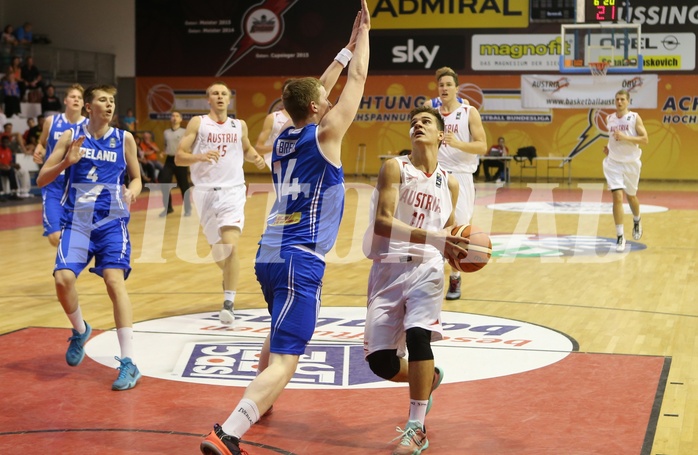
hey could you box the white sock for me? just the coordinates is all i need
[224,290,236,302]
[449,272,460,279]
[117,327,135,361]
[633,216,641,222]
[222,398,260,438]
[408,399,429,427]
[67,308,86,334]
[615,224,624,236]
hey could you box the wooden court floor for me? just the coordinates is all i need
[1,176,697,454]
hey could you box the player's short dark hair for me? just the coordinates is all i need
[409,105,444,132]
[283,77,322,124]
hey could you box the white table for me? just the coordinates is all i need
[480,155,513,183]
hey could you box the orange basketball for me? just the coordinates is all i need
[447,224,492,273]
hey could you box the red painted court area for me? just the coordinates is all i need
[0,328,667,454]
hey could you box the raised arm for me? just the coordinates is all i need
[318,9,363,94]
[317,0,370,165]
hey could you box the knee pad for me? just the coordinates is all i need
[406,327,434,362]
[367,349,401,380]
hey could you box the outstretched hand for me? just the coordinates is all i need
[63,136,86,166]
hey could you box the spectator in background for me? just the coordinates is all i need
[41,84,62,115]
[122,108,136,132]
[0,106,7,126]
[20,56,42,100]
[483,136,508,183]
[14,22,32,44]
[22,117,36,144]
[135,134,155,183]
[0,135,21,201]
[2,71,21,118]
[2,25,17,44]
[26,114,43,144]
[138,130,163,180]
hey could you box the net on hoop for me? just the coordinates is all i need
[589,62,610,80]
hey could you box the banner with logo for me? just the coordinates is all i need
[472,33,696,72]
[520,74,659,109]
[137,74,698,181]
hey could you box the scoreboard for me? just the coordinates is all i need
[530,0,577,23]
[585,0,619,22]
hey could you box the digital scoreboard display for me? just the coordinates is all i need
[586,0,619,22]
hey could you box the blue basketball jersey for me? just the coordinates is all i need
[430,96,464,108]
[46,114,88,161]
[260,124,345,256]
[63,125,129,217]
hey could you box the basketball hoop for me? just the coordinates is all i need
[589,62,610,80]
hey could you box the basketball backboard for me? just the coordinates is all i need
[560,23,643,74]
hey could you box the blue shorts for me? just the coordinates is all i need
[55,210,132,279]
[255,245,326,356]
[41,176,66,236]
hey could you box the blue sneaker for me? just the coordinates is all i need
[112,356,142,391]
[426,366,444,415]
[65,321,92,366]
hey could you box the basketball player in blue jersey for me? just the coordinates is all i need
[363,105,464,455]
[175,82,266,327]
[200,2,370,454]
[33,84,87,246]
[425,66,487,300]
[37,84,144,391]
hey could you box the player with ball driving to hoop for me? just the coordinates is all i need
[362,105,466,455]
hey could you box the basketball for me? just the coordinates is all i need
[447,224,492,273]
[146,84,175,114]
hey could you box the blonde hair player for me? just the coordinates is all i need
[425,66,487,300]
[199,1,370,454]
[33,84,87,246]
[175,81,266,326]
[603,89,649,252]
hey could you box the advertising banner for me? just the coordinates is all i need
[136,74,697,181]
[521,74,659,109]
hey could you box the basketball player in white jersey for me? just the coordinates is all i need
[175,82,265,325]
[254,86,290,170]
[425,66,487,300]
[603,89,649,252]
[363,105,464,455]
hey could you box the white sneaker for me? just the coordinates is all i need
[219,300,235,325]
[615,235,626,252]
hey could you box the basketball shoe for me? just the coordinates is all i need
[200,424,248,455]
[112,356,141,391]
[445,276,461,300]
[426,366,444,415]
[65,321,92,366]
[633,219,642,240]
[616,235,626,252]
[220,300,235,325]
[391,420,429,455]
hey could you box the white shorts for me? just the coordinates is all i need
[603,157,641,196]
[363,255,445,359]
[450,171,475,225]
[192,184,246,245]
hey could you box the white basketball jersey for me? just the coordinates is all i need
[438,105,479,173]
[606,111,642,162]
[363,156,452,261]
[265,110,291,147]
[190,115,245,188]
